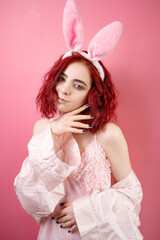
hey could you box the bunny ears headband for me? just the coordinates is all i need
[62,0,123,81]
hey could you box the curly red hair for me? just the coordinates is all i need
[36,52,118,133]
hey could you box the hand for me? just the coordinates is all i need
[50,104,94,135]
[53,202,78,233]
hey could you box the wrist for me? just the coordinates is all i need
[50,120,58,142]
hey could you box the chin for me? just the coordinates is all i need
[56,106,71,113]
[57,103,84,113]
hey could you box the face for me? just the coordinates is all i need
[55,61,92,114]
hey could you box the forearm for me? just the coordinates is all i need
[73,170,143,240]
[14,156,66,224]
[14,124,81,223]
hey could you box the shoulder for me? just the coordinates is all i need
[98,122,132,182]
[98,122,124,144]
[33,118,50,136]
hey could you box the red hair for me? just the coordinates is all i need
[36,52,118,133]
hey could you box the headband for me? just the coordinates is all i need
[62,0,123,81]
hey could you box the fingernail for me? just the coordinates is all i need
[85,103,89,106]
[89,125,92,128]
[56,221,59,224]
[51,217,54,220]
[60,225,63,228]
[68,230,71,233]
[82,130,87,132]
[59,202,65,206]
[91,115,95,118]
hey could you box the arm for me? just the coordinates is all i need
[73,123,143,239]
[14,119,81,224]
[14,104,94,224]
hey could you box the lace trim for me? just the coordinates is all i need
[70,137,111,194]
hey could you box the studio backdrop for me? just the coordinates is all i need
[0,0,160,239]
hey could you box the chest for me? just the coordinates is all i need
[70,133,112,194]
[72,132,96,156]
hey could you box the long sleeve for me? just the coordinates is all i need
[73,170,143,240]
[14,124,81,224]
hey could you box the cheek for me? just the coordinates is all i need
[55,82,62,90]
[77,92,89,104]
[55,85,59,92]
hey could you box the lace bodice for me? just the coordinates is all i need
[70,135,111,194]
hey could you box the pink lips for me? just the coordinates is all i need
[58,98,68,103]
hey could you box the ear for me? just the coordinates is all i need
[63,0,84,51]
[88,21,123,61]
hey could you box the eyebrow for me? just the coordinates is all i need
[61,72,87,87]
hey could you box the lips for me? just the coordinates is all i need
[58,97,69,103]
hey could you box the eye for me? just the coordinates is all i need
[57,76,65,82]
[74,83,84,90]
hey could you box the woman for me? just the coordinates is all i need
[14,52,143,240]
[14,0,143,239]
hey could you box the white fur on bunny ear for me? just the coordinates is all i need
[88,21,123,61]
[63,0,84,51]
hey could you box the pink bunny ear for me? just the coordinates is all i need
[63,0,84,51]
[88,21,123,61]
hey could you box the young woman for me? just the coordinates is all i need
[14,52,143,240]
[14,0,143,239]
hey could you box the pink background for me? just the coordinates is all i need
[1,0,160,239]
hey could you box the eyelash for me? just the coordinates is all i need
[57,77,85,90]
[57,76,65,82]
[74,84,84,90]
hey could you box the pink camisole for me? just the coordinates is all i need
[38,133,111,240]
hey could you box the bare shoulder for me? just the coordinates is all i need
[98,122,124,144]
[33,118,50,135]
[97,122,132,182]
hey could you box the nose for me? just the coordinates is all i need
[60,82,71,95]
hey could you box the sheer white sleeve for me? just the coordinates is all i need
[73,170,143,240]
[14,124,81,224]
